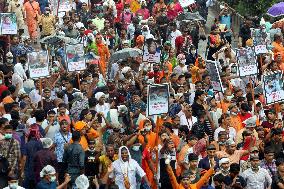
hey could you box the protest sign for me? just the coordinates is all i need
[205,60,224,92]
[236,47,258,77]
[0,13,17,35]
[142,40,161,63]
[179,0,195,7]
[66,43,86,72]
[28,51,50,79]
[263,71,284,105]
[147,84,169,116]
[251,28,270,54]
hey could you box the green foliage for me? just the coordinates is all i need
[224,0,281,17]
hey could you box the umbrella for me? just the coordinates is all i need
[40,35,78,45]
[177,11,206,22]
[109,48,142,62]
[267,2,284,17]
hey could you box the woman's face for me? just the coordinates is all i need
[121,148,129,162]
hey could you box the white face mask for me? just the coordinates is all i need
[145,125,152,131]
[226,95,233,101]
[50,176,56,182]
[191,50,196,54]
[132,145,140,151]
[7,59,13,64]
[9,183,18,189]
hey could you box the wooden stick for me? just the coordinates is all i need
[77,72,81,90]
[39,78,43,108]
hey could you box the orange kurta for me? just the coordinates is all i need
[229,115,242,132]
[272,41,284,62]
[97,43,110,77]
[24,0,40,39]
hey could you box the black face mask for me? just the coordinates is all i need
[19,59,26,64]
[215,185,222,189]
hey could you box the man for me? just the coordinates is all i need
[241,146,260,172]
[238,103,252,129]
[272,33,284,62]
[36,165,71,189]
[179,104,197,131]
[99,144,118,177]
[168,22,182,48]
[64,21,79,39]
[216,158,230,176]
[33,138,58,184]
[53,119,72,183]
[236,116,258,144]
[260,147,277,177]
[224,163,247,188]
[41,110,60,140]
[85,140,100,179]
[38,7,56,38]
[229,103,243,132]
[198,144,219,170]
[216,139,251,164]
[109,146,150,188]
[265,128,284,158]
[62,131,85,184]
[238,17,252,47]
[0,125,20,188]
[241,155,272,189]
[24,0,40,42]
[272,158,284,189]
[3,175,25,189]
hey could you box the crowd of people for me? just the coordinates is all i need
[1,0,284,189]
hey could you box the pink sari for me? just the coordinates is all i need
[167,2,183,21]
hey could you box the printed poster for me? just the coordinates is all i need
[142,41,161,64]
[251,28,270,54]
[147,84,169,116]
[179,0,195,7]
[205,60,224,92]
[236,47,258,77]
[263,71,284,105]
[66,43,86,72]
[28,51,50,78]
[0,13,17,35]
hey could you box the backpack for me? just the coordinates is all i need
[0,139,14,175]
[0,155,9,175]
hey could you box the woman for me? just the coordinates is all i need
[167,0,183,21]
[12,63,27,90]
[110,146,150,189]
[207,26,223,61]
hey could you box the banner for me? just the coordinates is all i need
[251,28,270,54]
[179,0,195,7]
[66,43,86,72]
[205,60,224,92]
[236,47,258,77]
[263,71,284,105]
[28,51,50,78]
[142,40,161,63]
[147,84,169,116]
[0,13,17,35]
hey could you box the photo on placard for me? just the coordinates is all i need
[66,43,86,72]
[147,83,169,116]
[236,47,258,77]
[205,60,224,93]
[0,13,17,35]
[28,51,50,78]
[142,39,161,63]
[250,28,269,54]
[263,71,284,105]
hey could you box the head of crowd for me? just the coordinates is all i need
[1,0,284,189]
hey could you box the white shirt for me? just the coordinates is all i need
[214,127,236,142]
[110,159,146,189]
[241,167,272,189]
[169,30,182,48]
[41,119,60,140]
[95,103,110,117]
[4,186,25,189]
[2,114,11,121]
[179,114,197,131]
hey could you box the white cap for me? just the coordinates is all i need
[40,138,53,149]
[6,52,13,58]
[219,157,230,166]
[121,66,131,74]
[40,165,56,177]
[75,174,90,189]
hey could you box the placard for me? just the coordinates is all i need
[251,28,270,54]
[147,84,169,116]
[0,13,17,35]
[236,47,258,77]
[205,60,224,92]
[263,71,284,105]
[142,40,161,63]
[28,51,50,78]
[66,43,86,72]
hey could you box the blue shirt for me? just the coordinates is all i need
[36,180,57,189]
[53,131,72,162]
[220,15,232,28]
